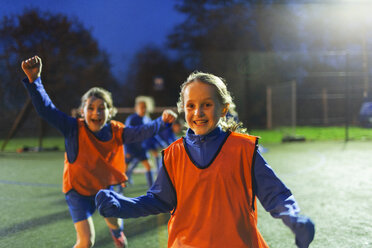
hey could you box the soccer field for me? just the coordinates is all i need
[0,140,371,248]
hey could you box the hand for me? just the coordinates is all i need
[21,55,42,83]
[295,216,315,248]
[95,190,121,217]
[162,109,177,124]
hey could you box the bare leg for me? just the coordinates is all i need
[105,217,122,230]
[73,217,95,248]
[141,159,152,171]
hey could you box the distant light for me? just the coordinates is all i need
[154,76,164,91]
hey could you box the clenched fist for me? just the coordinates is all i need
[162,109,177,124]
[21,55,42,83]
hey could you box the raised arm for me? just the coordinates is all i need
[254,152,315,248]
[123,110,177,144]
[21,56,76,136]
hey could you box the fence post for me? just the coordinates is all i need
[266,86,272,129]
[362,31,369,98]
[322,88,329,125]
[1,98,32,151]
[291,81,297,135]
[345,53,350,142]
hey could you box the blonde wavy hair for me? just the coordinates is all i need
[177,71,247,134]
[79,87,117,120]
[135,95,155,114]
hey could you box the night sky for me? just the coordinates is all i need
[0,0,185,79]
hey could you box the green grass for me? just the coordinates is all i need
[0,151,169,248]
[1,129,372,247]
[0,136,65,152]
[1,126,371,152]
[250,126,372,144]
[258,141,372,248]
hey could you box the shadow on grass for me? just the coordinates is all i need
[50,198,69,206]
[0,179,61,188]
[37,191,68,206]
[0,210,71,238]
[94,213,170,247]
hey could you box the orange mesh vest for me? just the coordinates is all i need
[63,119,127,196]
[162,132,269,248]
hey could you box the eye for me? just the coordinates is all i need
[186,103,194,109]
[205,102,213,107]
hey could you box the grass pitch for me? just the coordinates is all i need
[0,136,371,247]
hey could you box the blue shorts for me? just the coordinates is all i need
[125,151,148,164]
[65,190,96,223]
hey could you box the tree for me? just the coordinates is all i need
[0,9,119,138]
[123,44,188,109]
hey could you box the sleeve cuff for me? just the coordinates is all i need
[23,76,42,86]
[156,116,170,128]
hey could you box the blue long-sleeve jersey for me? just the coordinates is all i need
[124,113,152,159]
[99,127,314,247]
[23,77,168,163]
[123,127,295,214]
[143,126,177,151]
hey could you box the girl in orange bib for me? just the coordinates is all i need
[21,56,176,248]
[96,71,315,248]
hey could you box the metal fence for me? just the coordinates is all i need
[267,75,368,129]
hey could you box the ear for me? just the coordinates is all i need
[80,108,84,117]
[221,103,229,117]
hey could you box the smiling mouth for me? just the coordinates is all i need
[91,119,102,124]
[194,120,208,126]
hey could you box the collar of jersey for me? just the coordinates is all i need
[185,126,223,147]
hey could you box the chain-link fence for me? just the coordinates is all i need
[267,73,371,140]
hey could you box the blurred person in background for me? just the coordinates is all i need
[124,96,156,188]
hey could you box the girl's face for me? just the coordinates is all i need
[183,81,227,135]
[135,101,147,117]
[82,96,110,132]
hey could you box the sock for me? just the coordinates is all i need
[126,161,139,184]
[111,228,122,238]
[111,221,124,238]
[145,170,153,188]
[117,184,123,194]
[155,156,162,173]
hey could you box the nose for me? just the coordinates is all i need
[94,108,101,116]
[194,106,204,117]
